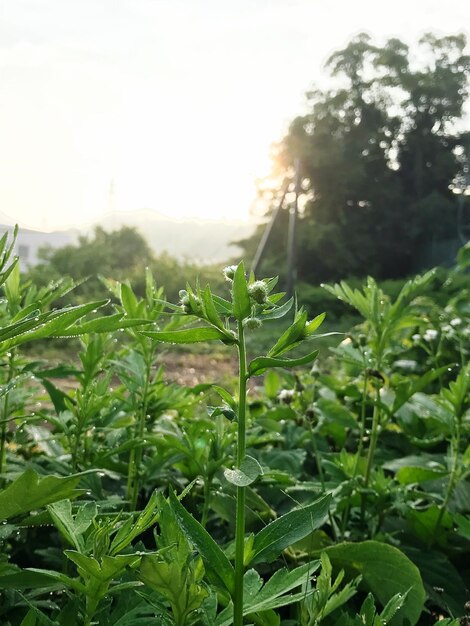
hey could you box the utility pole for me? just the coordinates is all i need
[251,177,290,276]
[286,158,301,298]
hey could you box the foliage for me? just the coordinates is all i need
[240,33,470,283]
[27,226,225,305]
[0,229,469,625]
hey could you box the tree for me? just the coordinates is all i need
[28,226,226,304]
[30,226,154,300]
[243,33,470,283]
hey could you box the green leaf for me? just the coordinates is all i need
[212,385,237,411]
[65,551,139,582]
[455,512,470,541]
[403,546,467,618]
[0,569,65,590]
[246,562,320,612]
[36,377,72,414]
[232,262,251,320]
[215,562,320,626]
[0,469,86,519]
[139,555,208,618]
[110,490,159,555]
[0,313,51,344]
[304,312,326,335]
[4,301,109,348]
[168,489,234,595]
[141,326,234,344]
[0,257,19,291]
[47,500,89,552]
[264,371,281,398]
[201,285,225,330]
[4,260,21,306]
[250,493,331,565]
[28,301,109,340]
[224,456,263,487]
[395,466,447,485]
[324,541,426,626]
[59,314,153,336]
[267,308,308,357]
[260,297,294,321]
[406,506,452,547]
[316,398,357,429]
[392,366,450,413]
[211,294,232,315]
[380,590,410,624]
[120,282,139,317]
[17,602,57,626]
[25,568,86,593]
[248,349,318,377]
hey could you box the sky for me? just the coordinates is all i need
[1,0,469,231]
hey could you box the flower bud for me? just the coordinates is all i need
[179,290,191,313]
[248,281,268,304]
[243,316,262,330]
[179,290,200,314]
[223,265,238,281]
[278,389,295,404]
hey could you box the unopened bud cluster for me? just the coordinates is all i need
[179,289,200,314]
[243,316,262,330]
[248,281,268,305]
[223,265,238,281]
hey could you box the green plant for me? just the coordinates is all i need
[142,261,331,625]
[299,552,360,625]
[1,241,469,624]
[324,271,441,529]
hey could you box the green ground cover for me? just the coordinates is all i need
[0,232,469,625]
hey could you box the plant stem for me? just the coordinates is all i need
[128,356,151,510]
[234,321,247,626]
[355,372,369,474]
[361,385,381,526]
[201,474,213,528]
[429,422,461,548]
[364,386,381,488]
[341,372,368,539]
[0,394,10,483]
[0,351,15,484]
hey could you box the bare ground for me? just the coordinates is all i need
[156,351,238,386]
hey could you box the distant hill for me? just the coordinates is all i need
[2,209,257,266]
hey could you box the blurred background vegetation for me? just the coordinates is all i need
[25,33,470,330]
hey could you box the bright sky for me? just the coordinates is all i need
[1,0,469,230]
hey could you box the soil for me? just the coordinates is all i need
[156,351,238,386]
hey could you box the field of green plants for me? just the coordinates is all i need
[0,228,469,626]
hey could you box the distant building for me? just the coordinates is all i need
[0,225,78,268]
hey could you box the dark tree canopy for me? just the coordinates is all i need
[242,33,470,283]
